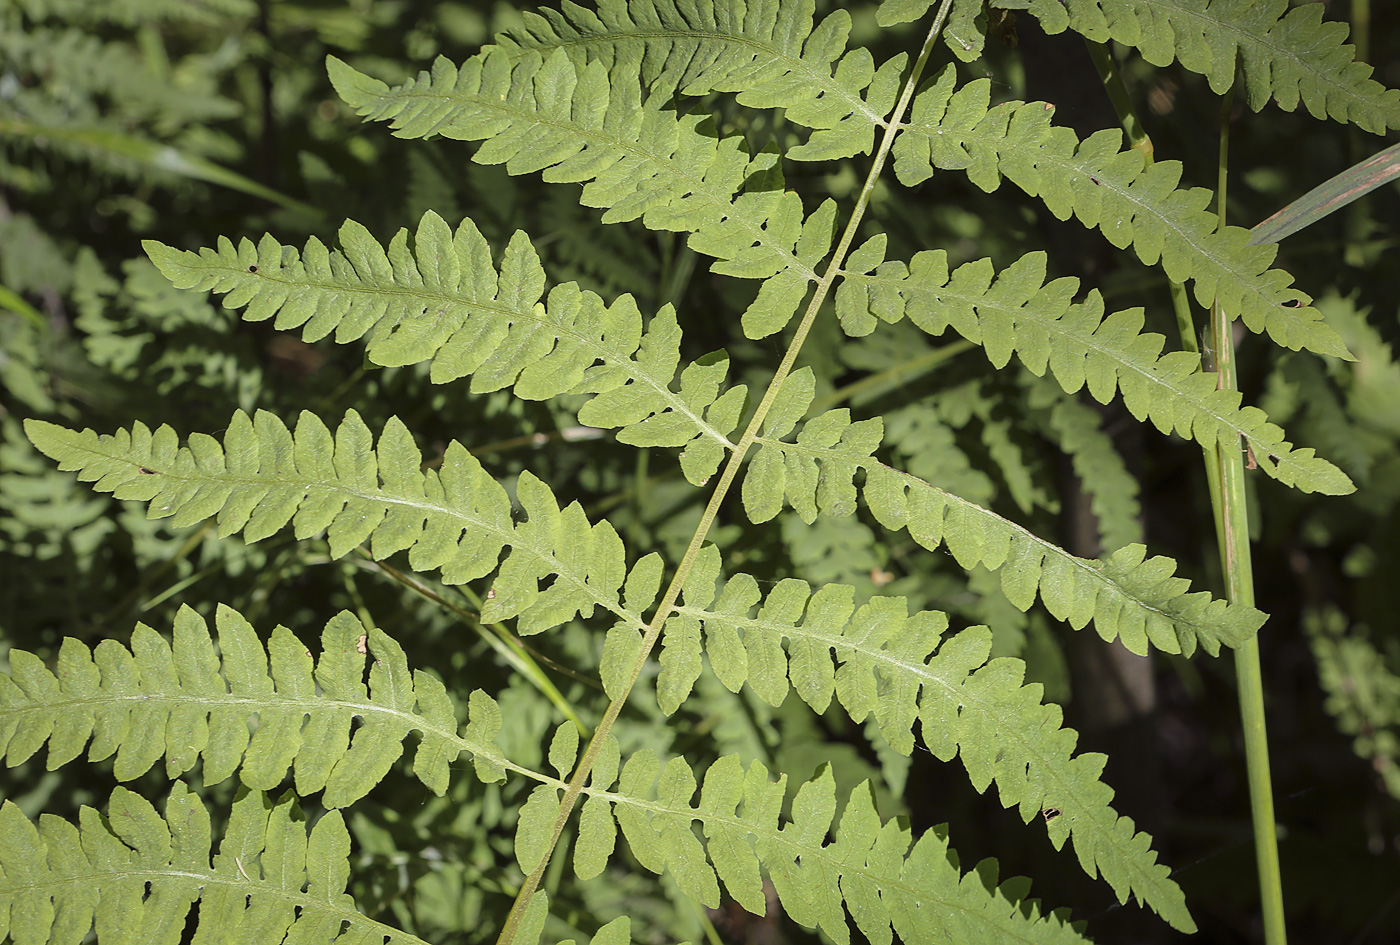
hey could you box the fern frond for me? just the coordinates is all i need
[497,0,906,160]
[0,604,509,807]
[654,549,1193,928]
[143,214,748,483]
[1,26,240,128]
[23,411,657,636]
[890,68,1354,360]
[0,782,429,945]
[1008,0,1400,134]
[739,370,1264,656]
[837,247,1355,494]
[326,51,834,301]
[566,751,1109,942]
[885,399,997,506]
[766,450,1260,657]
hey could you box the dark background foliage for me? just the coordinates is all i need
[2,1,1399,942]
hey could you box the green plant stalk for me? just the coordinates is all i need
[1089,41,1287,943]
[110,519,214,619]
[357,550,592,735]
[1346,0,1372,268]
[805,338,974,416]
[0,284,46,329]
[1084,42,1154,162]
[493,4,958,941]
[1210,88,1288,945]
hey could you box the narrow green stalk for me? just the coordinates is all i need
[1090,42,1287,944]
[136,560,223,611]
[493,4,958,941]
[0,283,46,328]
[628,446,650,559]
[110,519,214,619]
[805,339,974,416]
[1211,88,1288,945]
[338,558,378,631]
[1085,42,1196,340]
[1084,42,1154,160]
[358,550,593,735]
[1345,0,1372,268]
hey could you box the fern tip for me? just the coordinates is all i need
[326,55,388,107]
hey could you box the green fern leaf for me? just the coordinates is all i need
[1008,0,1400,134]
[742,368,883,524]
[0,783,429,945]
[24,412,654,636]
[498,0,907,160]
[142,214,748,484]
[823,451,1261,657]
[838,247,1355,494]
[325,51,832,308]
[660,562,1198,924]
[665,549,1192,927]
[577,752,1112,942]
[0,604,508,808]
[1308,608,1400,800]
[740,377,1264,657]
[891,67,1354,360]
[743,420,1263,656]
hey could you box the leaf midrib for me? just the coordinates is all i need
[207,259,735,452]
[70,432,648,636]
[848,264,1327,487]
[580,776,1088,943]
[0,863,429,945]
[672,600,1183,910]
[367,66,819,281]
[755,437,1209,642]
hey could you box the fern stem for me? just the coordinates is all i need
[338,555,377,631]
[1083,43,1153,160]
[135,559,223,612]
[493,4,959,941]
[694,900,725,945]
[1090,45,1287,942]
[358,550,594,734]
[110,519,214,619]
[1211,86,1288,945]
[805,338,974,416]
[629,446,650,563]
